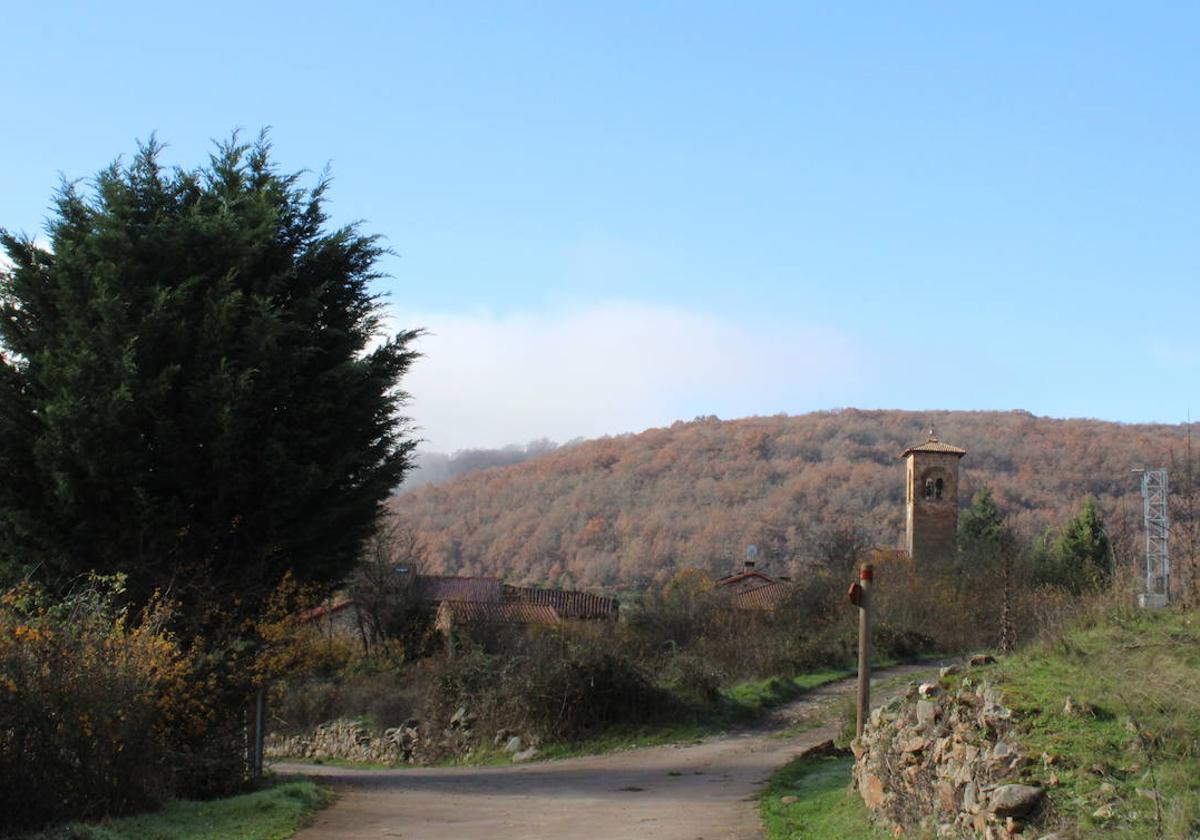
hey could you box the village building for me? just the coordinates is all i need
[901,429,966,568]
[714,562,794,611]
[306,573,618,649]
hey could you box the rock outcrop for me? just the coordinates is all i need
[853,668,1046,839]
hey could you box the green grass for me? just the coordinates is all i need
[984,607,1200,838]
[724,668,854,716]
[760,755,885,840]
[18,781,333,840]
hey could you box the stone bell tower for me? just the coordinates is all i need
[902,428,966,567]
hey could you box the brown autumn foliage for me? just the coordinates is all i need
[395,409,1193,589]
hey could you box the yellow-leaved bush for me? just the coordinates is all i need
[0,576,203,831]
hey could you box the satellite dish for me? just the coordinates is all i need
[746,544,759,559]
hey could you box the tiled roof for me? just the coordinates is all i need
[714,569,779,593]
[729,581,793,611]
[900,435,966,458]
[435,600,560,630]
[416,576,504,604]
[505,585,619,619]
[301,598,356,622]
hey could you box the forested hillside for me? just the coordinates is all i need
[394,410,1192,588]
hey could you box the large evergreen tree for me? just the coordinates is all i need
[0,135,420,618]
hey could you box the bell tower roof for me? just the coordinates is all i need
[900,428,966,459]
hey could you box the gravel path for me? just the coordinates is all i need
[277,663,939,840]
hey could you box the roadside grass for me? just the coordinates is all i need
[724,669,854,717]
[15,780,333,840]
[985,607,1200,839]
[760,754,885,840]
[759,664,949,836]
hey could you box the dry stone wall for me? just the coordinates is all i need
[853,660,1051,839]
[266,706,541,765]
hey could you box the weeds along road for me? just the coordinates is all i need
[277,663,940,840]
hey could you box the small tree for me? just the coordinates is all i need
[958,487,1004,564]
[0,135,420,623]
[957,486,1018,651]
[1055,497,1112,591]
[1033,498,1112,594]
[347,517,433,658]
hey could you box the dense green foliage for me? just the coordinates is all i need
[0,135,419,618]
[1047,497,1113,592]
[958,486,1006,563]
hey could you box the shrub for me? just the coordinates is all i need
[421,632,671,749]
[658,650,725,706]
[0,577,197,831]
[274,670,419,734]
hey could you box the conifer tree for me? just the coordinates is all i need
[957,486,1016,650]
[1053,496,1112,591]
[958,486,1005,564]
[0,135,420,620]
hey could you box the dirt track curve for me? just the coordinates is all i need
[277,663,939,840]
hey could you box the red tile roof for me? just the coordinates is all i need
[435,601,560,630]
[301,598,356,622]
[900,434,966,458]
[728,581,793,611]
[504,585,618,619]
[714,569,779,593]
[416,576,504,604]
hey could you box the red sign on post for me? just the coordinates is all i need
[847,581,863,606]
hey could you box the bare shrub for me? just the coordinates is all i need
[420,630,671,749]
[274,670,419,734]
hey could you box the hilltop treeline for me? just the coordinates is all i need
[395,410,1194,588]
[399,439,564,491]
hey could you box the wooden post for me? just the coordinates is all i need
[855,563,873,740]
[253,686,266,780]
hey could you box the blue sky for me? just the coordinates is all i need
[3,2,1198,449]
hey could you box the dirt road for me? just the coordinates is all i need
[278,664,937,840]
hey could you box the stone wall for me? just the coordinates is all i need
[267,718,420,764]
[853,660,1049,839]
[266,707,541,765]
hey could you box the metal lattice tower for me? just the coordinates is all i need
[1137,469,1169,608]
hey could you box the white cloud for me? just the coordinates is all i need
[384,300,861,451]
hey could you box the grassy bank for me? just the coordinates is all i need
[989,607,1200,838]
[763,608,1200,839]
[16,781,333,840]
[760,754,884,840]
